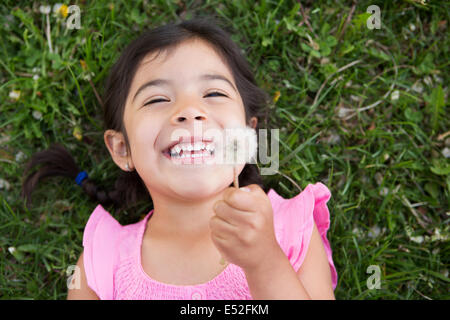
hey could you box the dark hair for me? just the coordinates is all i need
[21,16,271,215]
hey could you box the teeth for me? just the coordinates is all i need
[169,142,215,156]
[193,142,202,151]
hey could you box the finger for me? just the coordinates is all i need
[223,187,257,212]
[210,214,238,236]
[213,200,252,227]
[210,230,227,249]
[210,230,226,242]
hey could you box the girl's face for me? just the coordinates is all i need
[106,38,254,200]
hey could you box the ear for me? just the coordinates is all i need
[104,129,133,171]
[249,117,258,129]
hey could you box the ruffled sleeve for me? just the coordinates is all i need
[82,204,122,299]
[268,182,338,291]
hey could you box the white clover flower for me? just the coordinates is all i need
[9,90,20,100]
[283,80,292,89]
[368,225,381,239]
[15,151,25,162]
[33,74,40,81]
[410,235,424,244]
[39,5,51,14]
[83,72,95,81]
[0,178,11,190]
[379,187,389,196]
[32,110,43,120]
[442,147,450,158]
[423,76,433,87]
[412,82,423,93]
[409,24,416,31]
[391,90,400,101]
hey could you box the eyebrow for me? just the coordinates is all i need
[132,73,237,103]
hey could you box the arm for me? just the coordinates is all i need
[66,251,100,300]
[243,222,335,300]
[296,222,335,299]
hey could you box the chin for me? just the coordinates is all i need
[172,178,230,199]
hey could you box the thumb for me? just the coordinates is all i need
[239,184,260,193]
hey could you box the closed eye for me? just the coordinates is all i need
[204,91,227,98]
[144,98,169,106]
[144,91,227,106]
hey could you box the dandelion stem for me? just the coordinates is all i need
[46,13,53,53]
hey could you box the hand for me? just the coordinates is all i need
[209,184,282,271]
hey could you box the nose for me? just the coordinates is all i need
[170,104,207,124]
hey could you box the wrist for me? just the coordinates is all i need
[243,243,287,276]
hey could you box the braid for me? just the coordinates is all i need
[21,143,150,213]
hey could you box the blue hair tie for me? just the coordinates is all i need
[75,171,88,186]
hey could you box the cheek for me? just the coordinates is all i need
[214,101,247,128]
[128,116,160,158]
[233,100,247,125]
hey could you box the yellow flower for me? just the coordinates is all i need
[59,5,68,18]
[80,59,87,71]
[73,126,82,141]
[273,90,281,103]
[9,90,20,101]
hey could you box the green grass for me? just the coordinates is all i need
[0,0,449,299]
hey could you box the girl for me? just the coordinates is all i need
[22,16,337,300]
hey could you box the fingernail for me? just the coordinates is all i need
[240,187,250,192]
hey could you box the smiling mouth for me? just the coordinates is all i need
[161,138,216,164]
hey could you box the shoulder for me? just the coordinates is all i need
[83,205,149,253]
[267,182,337,291]
[82,205,123,299]
[82,205,151,299]
[83,204,122,249]
[267,182,331,243]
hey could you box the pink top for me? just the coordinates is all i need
[83,182,338,299]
